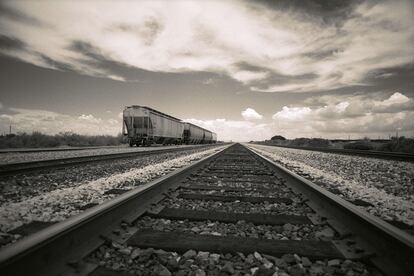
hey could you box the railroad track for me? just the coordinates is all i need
[253,144,414,162]
[0,144,218,176]
[0,146,107,154]
[0,144,412,275]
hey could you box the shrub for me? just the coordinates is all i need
[343,141,374,150]
[0,132,123,148]
[271,135,286,141]
[378,137,414,153]
[290,138,331,148]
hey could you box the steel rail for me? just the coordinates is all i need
[0,145,231,276]
[245,145,414,276]
[0,146,106,154]
[0,144,220,176]
[253,143,414,162]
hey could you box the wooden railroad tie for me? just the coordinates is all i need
[178,193,293,204]
[128,230,344,260]
[180,184,282,193]
[146,208,311,226]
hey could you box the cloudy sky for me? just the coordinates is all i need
[1,0,414,141]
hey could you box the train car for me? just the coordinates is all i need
[203,129,217,144]
[123,106,184,146]
[203,129,213,144]
[183,122,205,144]
[212,132,217,143]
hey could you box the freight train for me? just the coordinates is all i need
[122,106,217,147]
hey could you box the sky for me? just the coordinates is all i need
[0,0,414,141]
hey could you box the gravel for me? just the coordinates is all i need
[182,179,284,191]
[84,144,381,276]
[0,145,220,206]
[247,144,414,227]
[135,216,335,241]
[0,144,208,164]
[86,244,380,276]
[177,188,295,198]
[163,198,312,216]
[0,145,227,245]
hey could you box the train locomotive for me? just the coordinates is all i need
[122,106,217,147]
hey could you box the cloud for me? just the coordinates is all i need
[272,92,414,138]
[241,108,263,120]
[184,118,272,142]
[272,106,311,121]
[78,114,102,124]
[0,0,413,91]
[0,108,121,135]
[232,71,269,84]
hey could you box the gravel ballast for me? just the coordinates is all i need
[135,216,334,241]
[84,144,381,276]
[0,144,208,165]
[177,188,295,199]
[86,244,380,276]
[247,144,414,227]
[0,146,227,245]
[163,198,312,216]
[0,145,221,206]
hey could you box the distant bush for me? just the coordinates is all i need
[271,135,286,141]
[378,137,414,153]
[0,132,124,148]
[343,141,374,150]
[290,138,331,148]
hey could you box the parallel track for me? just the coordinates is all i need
[0,146,106,154]
[254,144,414,162]
[0,143,412,275]
[0,144,218,176]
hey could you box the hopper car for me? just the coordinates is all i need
[123,106,217,147]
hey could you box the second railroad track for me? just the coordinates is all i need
[0,144,218,176]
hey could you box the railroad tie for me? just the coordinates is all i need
[177,193,293,204]
[128,230,344,260]
[146,208,311,225]
[179,184,282,193]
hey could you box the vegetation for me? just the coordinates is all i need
[270,135,286,141]
[290,138,331,148]
[343,140,374,150]
[258,135,414,154]
[0,132,124,148]
[378,137,414,154]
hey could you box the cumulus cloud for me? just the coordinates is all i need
[241,108,263,120]
[0,108,121,135]
[272,107,311,121]
[184,118,272,142]
[0,0,413,92]
[78,114,102,124]
[272,92,414,138]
